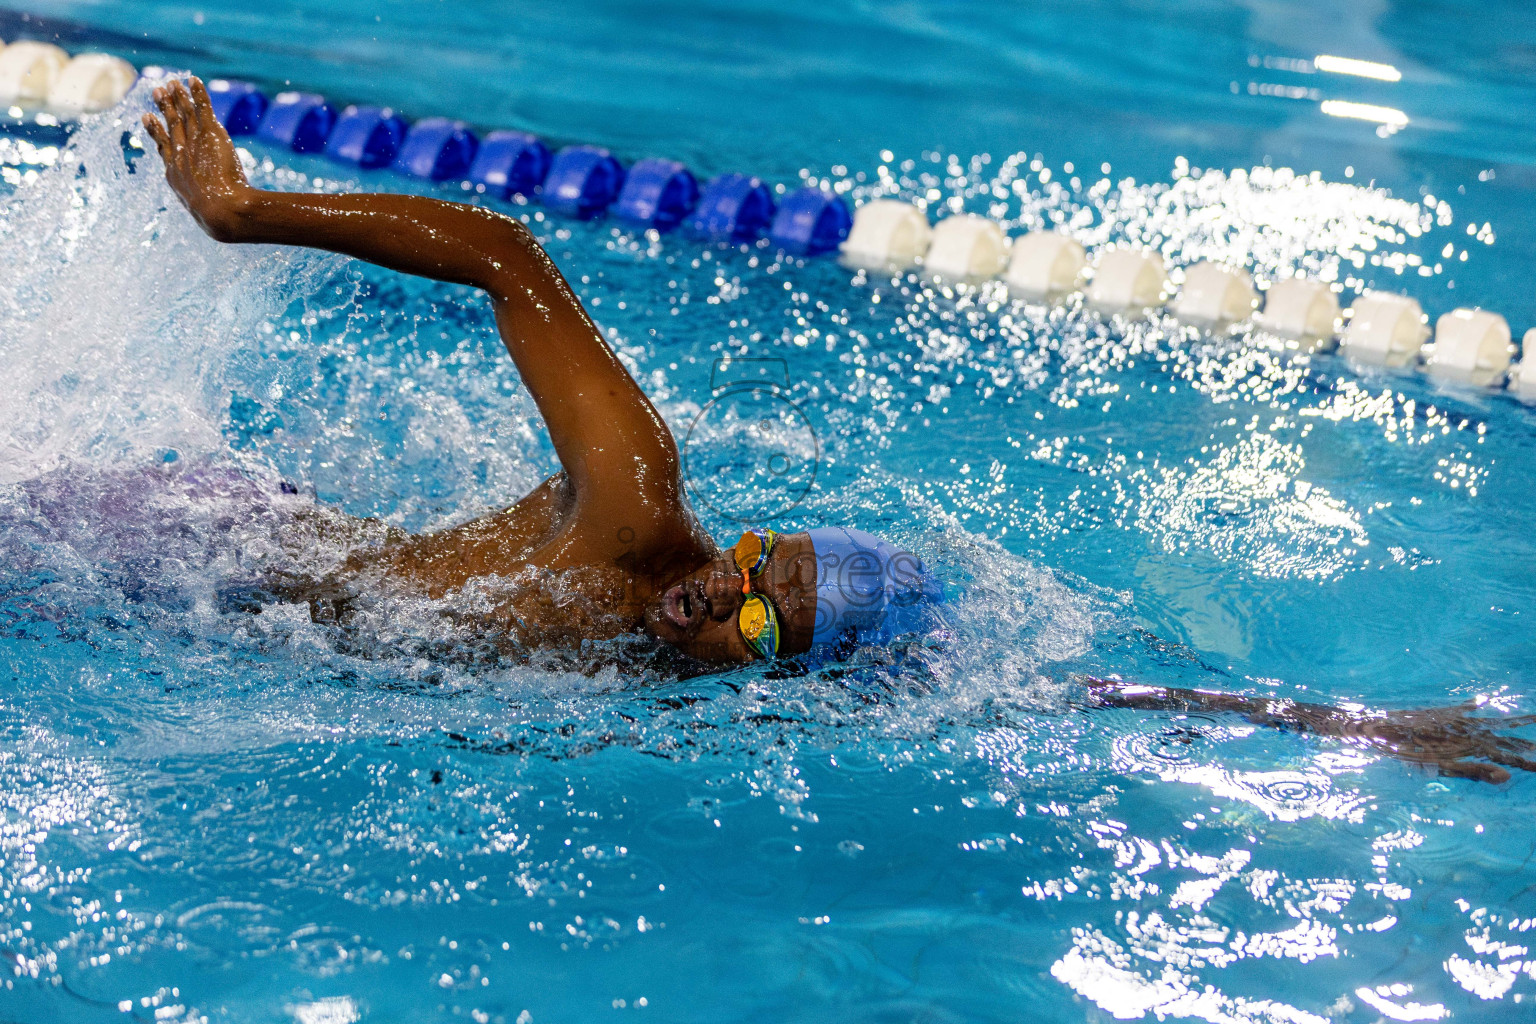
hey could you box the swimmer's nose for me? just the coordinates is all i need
[703,570,741,619]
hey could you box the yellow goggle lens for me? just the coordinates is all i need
[733,528,777,577]
[738,596,769,640]
[738,594,780,659]
[734,532,764,574]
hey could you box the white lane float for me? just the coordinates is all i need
[0,40,70,107]
[1339,290,1429,367]
[47,53,136,115]
[1255,277,1341,345]
[1086,248,1167,311]
[1509,330,1536,403]
[1004,231,1086,297]
[924,214,1008,280]
[1422,308,1515,387]
[1171,261,1258,325]
[840,199,931,271]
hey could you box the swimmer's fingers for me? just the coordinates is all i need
[170,79,199,139]
[140,113,171,161]
[152,85,186,153]
[1481,745,1536,776]
[188,76,221,138]
[150,83,177,133]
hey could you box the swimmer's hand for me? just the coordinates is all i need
[141,77,253,242]
[1084,678,1536,784]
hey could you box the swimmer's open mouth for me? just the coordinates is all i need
[660,579,709,632]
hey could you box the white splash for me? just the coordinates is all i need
[0,74,339,486]
[291,996,361,1024]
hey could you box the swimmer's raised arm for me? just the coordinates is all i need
[142,78,681,508]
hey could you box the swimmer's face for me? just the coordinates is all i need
[645,531,817,663]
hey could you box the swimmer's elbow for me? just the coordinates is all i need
[480,216,560,298]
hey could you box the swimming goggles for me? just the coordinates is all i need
[732,528,780,660]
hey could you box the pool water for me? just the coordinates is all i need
[2,2,1536,1022]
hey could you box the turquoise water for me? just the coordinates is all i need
[2,2,1535,1022]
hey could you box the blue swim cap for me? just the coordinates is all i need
[806,527,942,646]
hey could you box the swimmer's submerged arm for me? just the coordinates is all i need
[1083,677,1536,784]
[142,78,682,506]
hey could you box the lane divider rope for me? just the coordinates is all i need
[1,37,1531,402]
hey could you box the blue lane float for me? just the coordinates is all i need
[395,117,478,180]
[257,91,335,153]
[769,186,852,254]
[468,130,551,199]
[614,158,699,230]
[205,79,267,135]
[542,145,625,220]
[127,65,855,260]
[324,104,406,168]
[686,173,776,240]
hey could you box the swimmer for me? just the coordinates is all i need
[142,77,936,665]
[141,79,1535,783]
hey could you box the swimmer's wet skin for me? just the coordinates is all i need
[143,79,1533,783]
